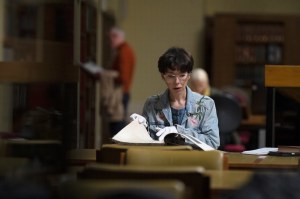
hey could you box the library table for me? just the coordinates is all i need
[226,152,299,170]
[3,139,64,171]
[204,170,253,199]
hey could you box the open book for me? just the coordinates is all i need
[112,120,215,151]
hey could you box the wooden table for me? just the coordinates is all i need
[205,169,300,199]
[226,152,299,170]
[241,115,265,127]
[78,164,209,199]
[3,139,64,171]
[77,165,253,199]
[204,170,253,199]
[67,149,97,167]
[240,115,266,148]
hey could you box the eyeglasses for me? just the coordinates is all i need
[163,73,189,82]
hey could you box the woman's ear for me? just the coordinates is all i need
[187,73,191,81]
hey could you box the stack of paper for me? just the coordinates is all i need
[242,147,278,155]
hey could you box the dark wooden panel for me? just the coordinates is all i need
[0,62,78,83]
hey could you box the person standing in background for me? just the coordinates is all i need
[108,26,135,136]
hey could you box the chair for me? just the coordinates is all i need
[59,179,186,199]
[126,148,225,170]
[210,94,244,151]
[97,144,193,165]
[77,164,209,199]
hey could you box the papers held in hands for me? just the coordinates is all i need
[112,120,162,144]
[112,121,215,151]
[80,61,103,75]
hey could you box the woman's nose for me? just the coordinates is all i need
[175,76,181,83]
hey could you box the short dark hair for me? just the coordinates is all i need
[158,47,194,74]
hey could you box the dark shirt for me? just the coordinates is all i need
[171,107,186,125]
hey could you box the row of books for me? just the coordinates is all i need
[236,23,285,43]
[235,44,282,64]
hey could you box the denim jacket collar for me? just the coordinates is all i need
[154,86,200,126]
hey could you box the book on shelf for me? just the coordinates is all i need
[112,120,215,151]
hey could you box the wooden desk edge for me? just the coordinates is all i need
[229,163,299,170]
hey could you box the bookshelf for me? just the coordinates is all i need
[1,1,77,149]
[235,22,284,87]
[79,1,97,148]
[211,14,300,116]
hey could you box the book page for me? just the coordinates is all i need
[175,132,215,151]
[112,121,215,150]
[112,120,163,144]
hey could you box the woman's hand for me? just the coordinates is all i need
[156,126,178,141]
[130,113,148,128]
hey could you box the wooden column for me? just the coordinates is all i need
[0,0,13,132]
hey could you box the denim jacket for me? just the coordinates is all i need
[142,86,220,149]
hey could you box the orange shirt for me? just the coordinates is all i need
[111,42,135,93]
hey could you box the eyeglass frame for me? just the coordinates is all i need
[162,72,190,82]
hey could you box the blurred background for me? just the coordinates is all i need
[0,0,299,151]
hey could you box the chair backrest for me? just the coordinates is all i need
[126,148,225,170]
[210,94,242,135]
[211,93,243,149]
[97,144,193,165]
[59,179,186,199]
[77,164,209,199]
